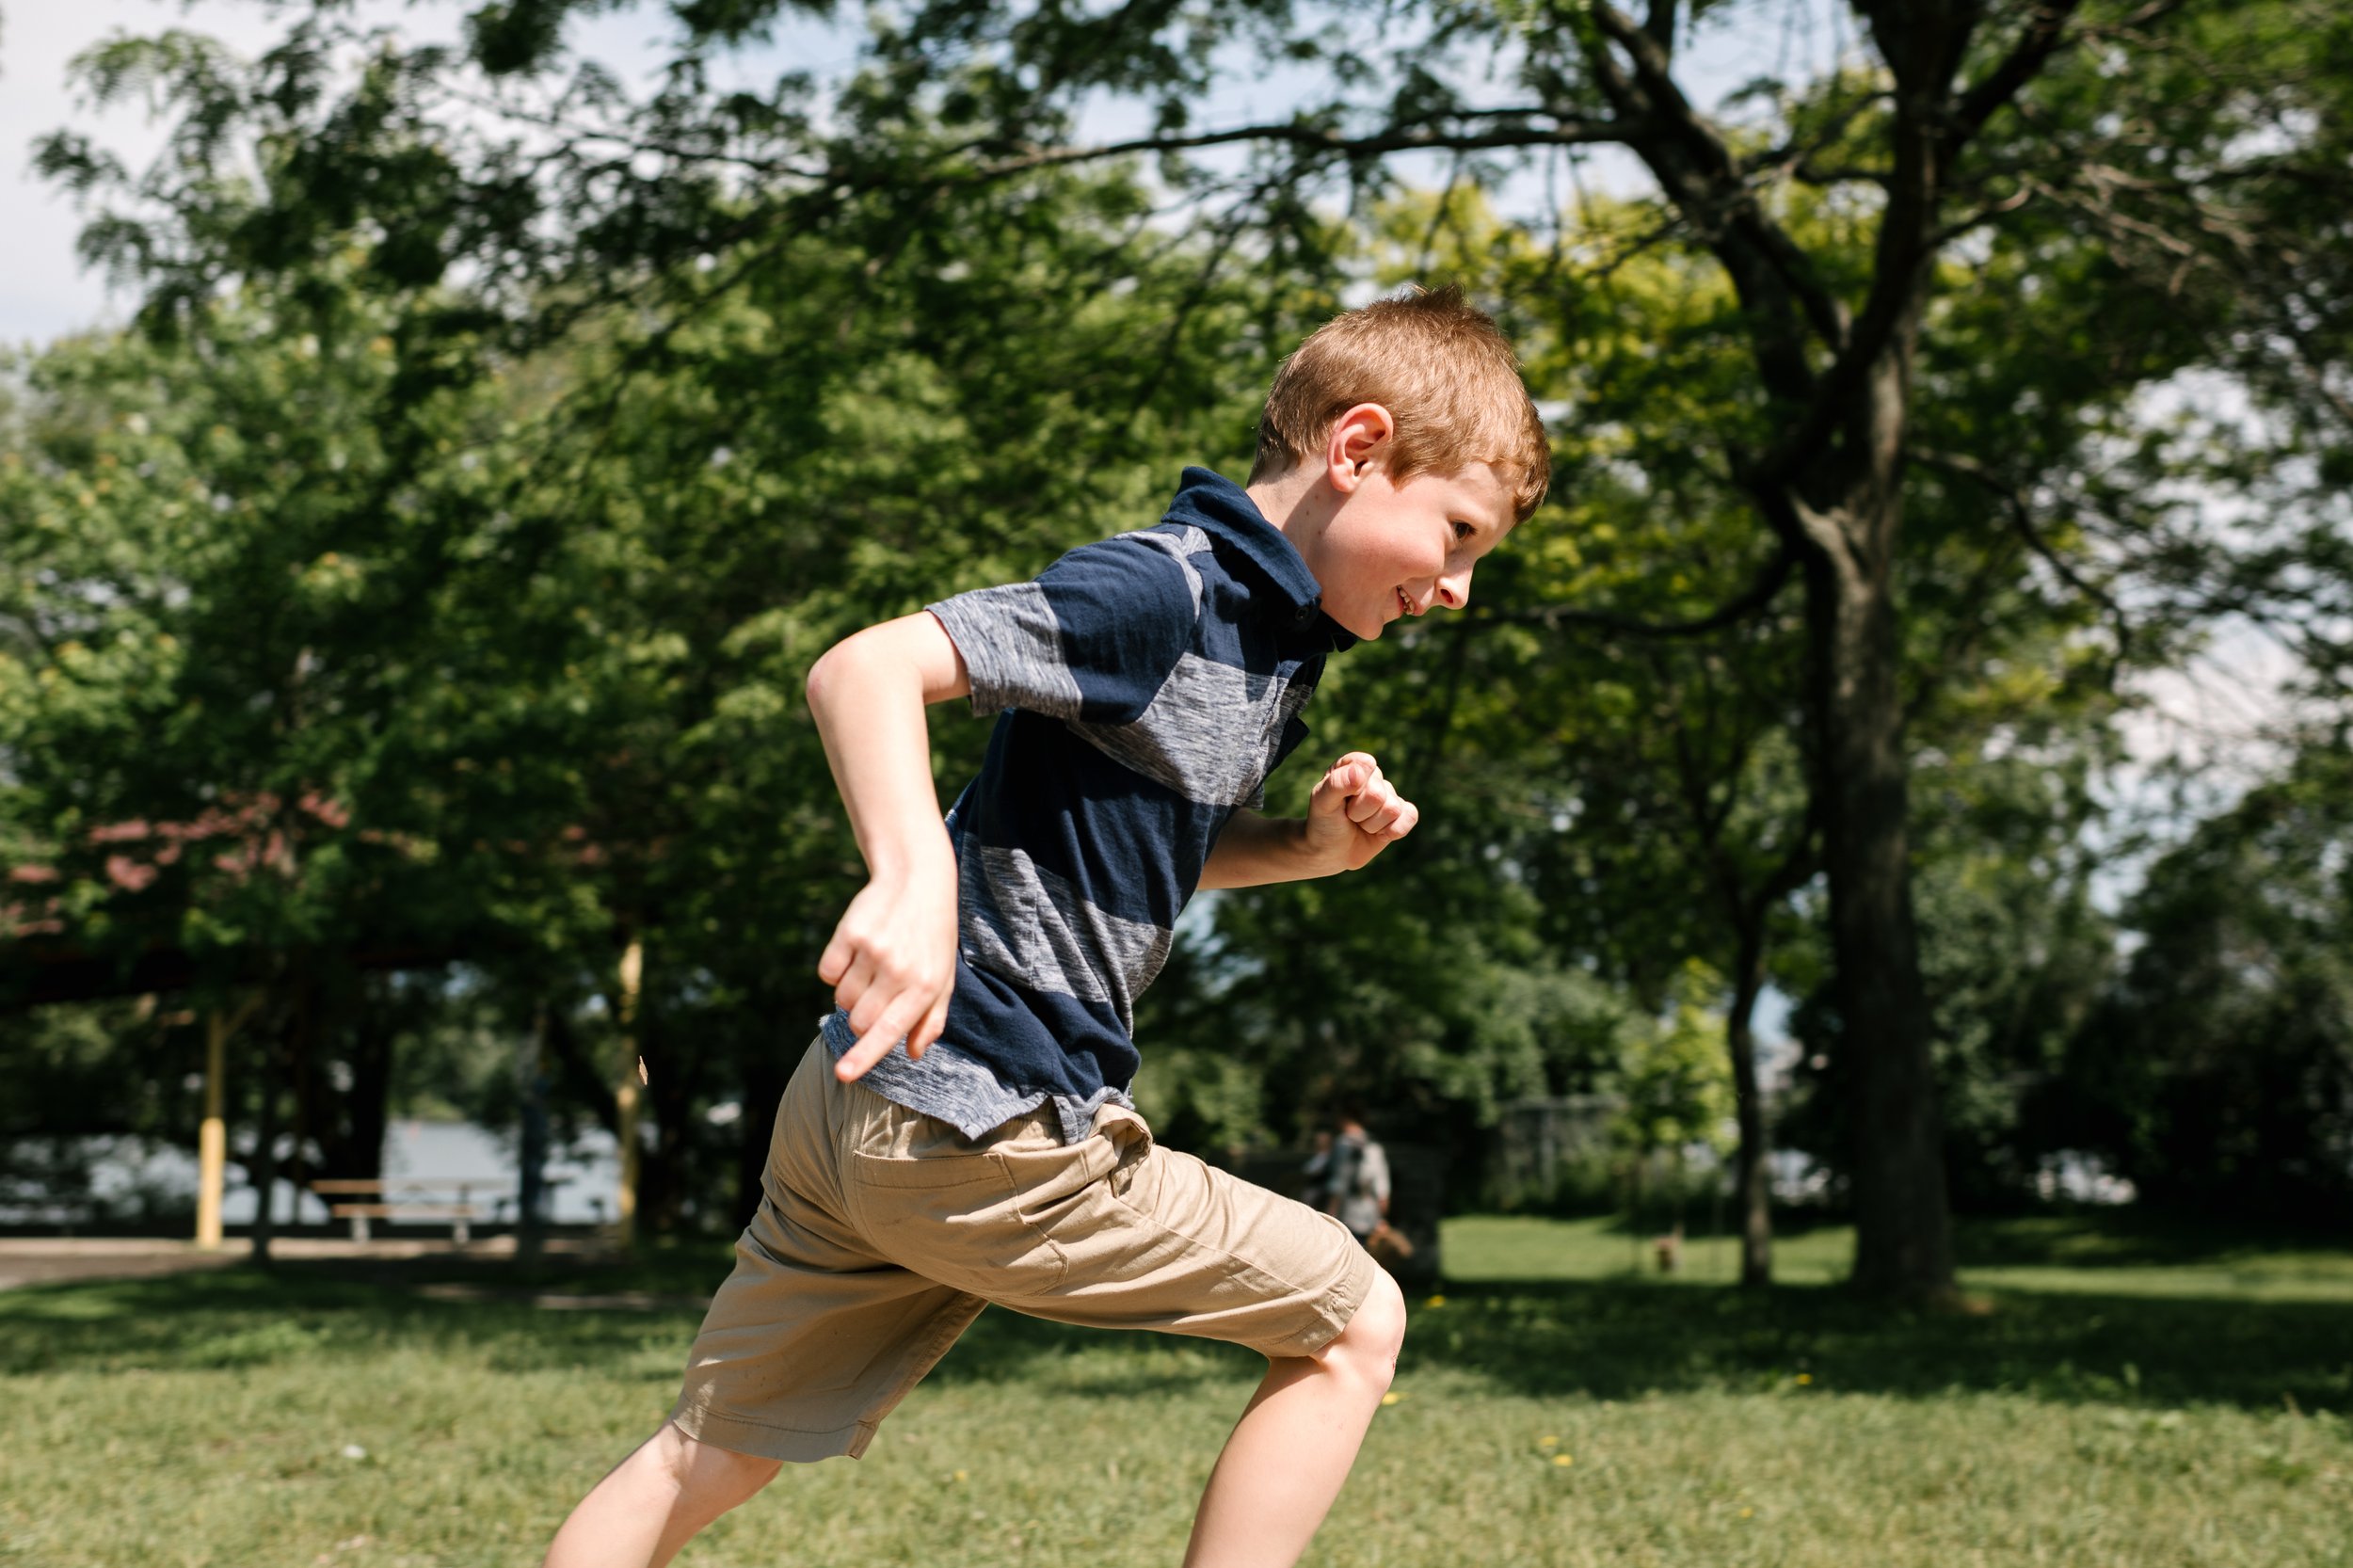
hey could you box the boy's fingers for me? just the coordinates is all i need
[838,981,934,1080]
[1347,776,1394,824]
[1312,754,1379,816]
[847,964,914,1038]
[816,931,853,985]
[906,990,952,1061]
[834,1030,895,1081]
[832,952,878,1016]
[856,990,923,1065]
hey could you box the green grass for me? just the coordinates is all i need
[4,1214,2349,1567]
[1448,1209,2353,1301]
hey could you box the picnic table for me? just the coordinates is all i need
[308,1177,493,1244]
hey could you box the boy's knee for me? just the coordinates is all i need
[1320,1267,1406,1391]
[652,1421,781,1505]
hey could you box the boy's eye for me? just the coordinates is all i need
[1451,520,1474,542]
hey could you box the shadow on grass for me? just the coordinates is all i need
[3,1243,2346,1415]
[0,1262,708,1378]
[1949,1209,2347,1270]
[1397,1278,2351,1410]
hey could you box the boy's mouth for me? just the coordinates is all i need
[1395,587,1412,619]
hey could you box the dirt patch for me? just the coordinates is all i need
[0,1240,242,1291]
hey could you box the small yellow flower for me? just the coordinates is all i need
[1551,1453,1574,1467]
[1538,1434,1560,1448]
[953,1470,969,1482]
[1739,1507,1754,1519]
[1795,1373,1813,1385]
[1423,1294,1446,1308]
[1379,1391,1407,1406]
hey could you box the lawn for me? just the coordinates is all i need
[3,1212,2348,1567]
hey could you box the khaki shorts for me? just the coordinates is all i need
[669,1039,1378,1463]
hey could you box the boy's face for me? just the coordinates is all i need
[1303,457,1517,641]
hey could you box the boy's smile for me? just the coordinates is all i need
[1316,460,1515,640]
[1248,403,1519,641]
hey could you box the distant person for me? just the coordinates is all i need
[1303,1128,1337,1206]
[541,286,1548,1568]
[1319,1111,1393,1248]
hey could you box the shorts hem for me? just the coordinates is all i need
[668,1398,878,1464]
[1245,1213,1382,1360]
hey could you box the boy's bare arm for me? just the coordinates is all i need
[804,611,971,1081]
[1197,752,1419,889]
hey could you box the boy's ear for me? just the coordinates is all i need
[1324,403,1396,493]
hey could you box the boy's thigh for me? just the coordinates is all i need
[851,1103,1377,1361]
[670,1040,985,1464]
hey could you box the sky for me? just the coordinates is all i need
[0,0,728,344]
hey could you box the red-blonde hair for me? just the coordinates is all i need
[1250,284,1550,521]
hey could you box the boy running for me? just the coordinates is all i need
[544,284,1549,1568]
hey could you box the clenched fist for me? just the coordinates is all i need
[1305,752,1419,873]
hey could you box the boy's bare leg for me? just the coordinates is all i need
[1182,1268,1409,1568]
[543,1420,780,1568]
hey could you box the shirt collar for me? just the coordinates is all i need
[1165,467,1359,653]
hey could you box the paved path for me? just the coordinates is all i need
[0,1236,610,1291]
[0,1240,241,1291]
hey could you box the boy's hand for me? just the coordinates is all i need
[818,854,959,1082]
[1305,751,1419,872]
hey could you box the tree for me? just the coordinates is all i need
[38,3,2353,1290]
[10,49,1314,1234]
[2054,732,2353,1217]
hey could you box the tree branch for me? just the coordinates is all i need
[1641,0,1680,54]
[1910,447,2132,680]
[965,115,1641,180]
[1947,0,2086,154]
[1482,547,1796,638]
[1567,9,1848,428]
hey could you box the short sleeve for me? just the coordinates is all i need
[928,532,1200,725]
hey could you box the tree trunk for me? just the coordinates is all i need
[641,1000,691,1236]
[733,1041,791,1230]
[331,975,394,1184]
[1797,481,1956,1301]
[518,1002,552,1269]
[248,1022,282,1265]
[1725,914,1774,1288]
[612,933,645,1249]
[287,985,314,1225]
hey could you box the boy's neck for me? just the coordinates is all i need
[1244,467,1337,562]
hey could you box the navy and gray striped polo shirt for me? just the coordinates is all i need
[821,467,1356,1144]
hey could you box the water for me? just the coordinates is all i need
[12,1123,622,1228]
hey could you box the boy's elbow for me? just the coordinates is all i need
[804,648,829,713]
[805,636,859,713]
[808,616,963,716]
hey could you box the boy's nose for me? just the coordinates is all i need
[1436,566,1473,610]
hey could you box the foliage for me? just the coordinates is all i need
[4,98,1321,1224]
[2054,733,2353,1220]
[1609,962,1735,1162]
[5,0,2353,1259]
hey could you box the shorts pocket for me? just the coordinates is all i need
[846,1149,1008,1191]
[845,1149,1067,1293]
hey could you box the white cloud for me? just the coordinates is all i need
[0,0,736,345]
[2,1,292,344]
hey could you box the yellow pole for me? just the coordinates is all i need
[615,936,645,1250]
[196,1010,228,1249]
